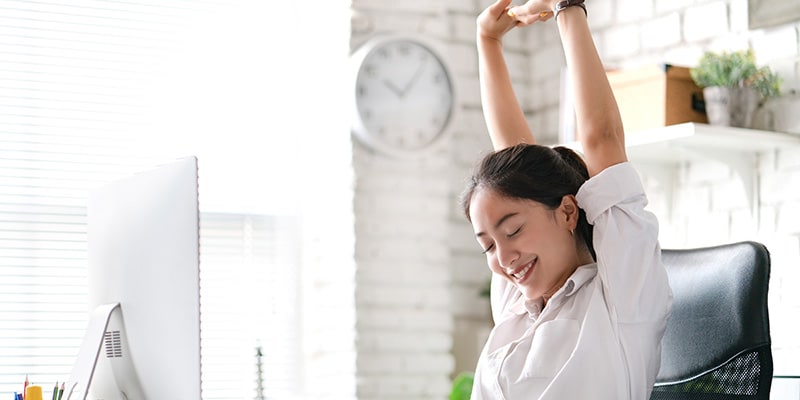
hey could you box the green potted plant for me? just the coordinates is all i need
[690,49,781,128]
[450,371,474,400]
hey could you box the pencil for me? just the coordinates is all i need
[57,383,64,400]
[23,375,29,400]
[51,382,58,400]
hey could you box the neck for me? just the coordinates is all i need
[542,247,593,305]
[574,236,594,266]
[542,263,580,305]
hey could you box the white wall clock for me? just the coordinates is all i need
[350,35,456,157]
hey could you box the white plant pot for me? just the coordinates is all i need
[703,86,760,128]
[751,93,800,134]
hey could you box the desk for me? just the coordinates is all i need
[773,376,800,400]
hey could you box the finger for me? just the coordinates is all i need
[507,6,518,19]
[490,0,514,17]
[507,3,534,18]
[508,3,553,19]
[516,13,542,26]
[514,13,541,25]
[516,19,534,27]
[511,8,552,25]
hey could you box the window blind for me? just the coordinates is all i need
[200,213,302,399]
[0,1,309,398]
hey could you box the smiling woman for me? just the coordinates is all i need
[465,144,594,302]
[461,0,673,398]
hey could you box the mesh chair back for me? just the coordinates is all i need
[650,241,772,400]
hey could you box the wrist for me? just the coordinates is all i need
[554,0,587,20]
[477,32,504,46]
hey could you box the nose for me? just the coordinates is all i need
[495,242,518,269]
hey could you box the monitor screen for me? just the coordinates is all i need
[65,157,201,400]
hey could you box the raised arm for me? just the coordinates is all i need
[477,0,534,150]
[509,1,627,176]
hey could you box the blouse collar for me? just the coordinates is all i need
[508,263,598,319]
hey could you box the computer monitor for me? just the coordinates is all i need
[65,157,202,400]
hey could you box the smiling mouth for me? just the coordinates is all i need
[510,259,535,281]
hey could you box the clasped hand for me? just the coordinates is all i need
[478,0,559,41]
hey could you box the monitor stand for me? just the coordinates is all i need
[65,303,146,400]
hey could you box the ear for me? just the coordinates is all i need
[559,195,580,229]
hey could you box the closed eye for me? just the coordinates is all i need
[481,243,494,254]
[507,227,521,238]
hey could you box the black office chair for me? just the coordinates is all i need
[650,241,772,400]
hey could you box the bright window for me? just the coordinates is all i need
[0,1,349,399]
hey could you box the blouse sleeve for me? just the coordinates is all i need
[576,162,672,323]
[489,272,524,325]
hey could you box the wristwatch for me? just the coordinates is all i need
[554,0,587,19]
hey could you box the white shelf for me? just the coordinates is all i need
[565,123,800,223]
[624,122,800,163]
[565,122,800,162]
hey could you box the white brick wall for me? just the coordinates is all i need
[655,0,695,15]
[349,2,475,397]
[604,24,642,60]
[750,26,800,63]
[641,13,682,50]
[588,0,615,29]
[616,0,654,24]
[684,2,730,42]
[729,0,749,32]
[351,146,455,399]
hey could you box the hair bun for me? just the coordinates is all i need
[552,146,589,181]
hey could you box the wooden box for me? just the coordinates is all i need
[607,64,708,133]
[559,64,708,142]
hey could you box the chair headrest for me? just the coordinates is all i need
[656,241,771,383]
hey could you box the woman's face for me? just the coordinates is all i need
[469,187,578,301]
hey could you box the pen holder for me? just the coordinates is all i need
[26,385,43,400]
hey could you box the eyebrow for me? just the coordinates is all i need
[475,212,518,237]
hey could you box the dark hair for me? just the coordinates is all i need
[461,143,595,260]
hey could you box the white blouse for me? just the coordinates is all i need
[471,162,673,400]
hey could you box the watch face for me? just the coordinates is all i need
[354,39,454,154]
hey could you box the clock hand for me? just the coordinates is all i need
[382,79,404,98]
[400,60,427,97]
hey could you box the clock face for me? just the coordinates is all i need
[353,38,454,155]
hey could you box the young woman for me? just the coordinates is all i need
[462,0,673,398]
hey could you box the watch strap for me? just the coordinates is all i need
[554,0,587,20]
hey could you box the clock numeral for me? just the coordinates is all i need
[398,43,411,57]
[363,64,377,78]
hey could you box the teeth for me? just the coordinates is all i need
[512,263,532,280]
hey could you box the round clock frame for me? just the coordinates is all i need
[350,35,456,157]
